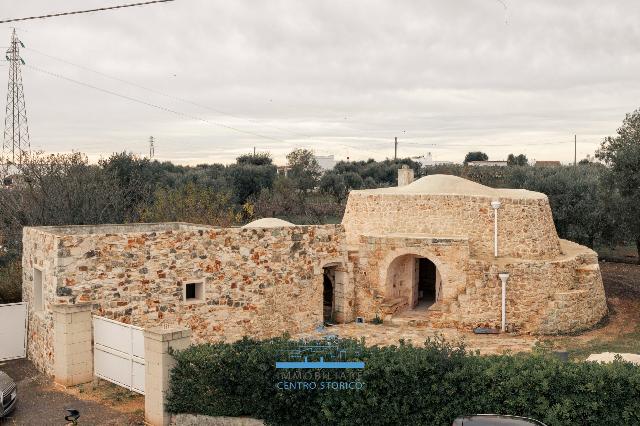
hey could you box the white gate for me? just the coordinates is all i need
[93,316,145,394]
[0,302,27,361]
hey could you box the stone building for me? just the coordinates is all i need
[22,172,607,374]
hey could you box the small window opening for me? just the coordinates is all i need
[34,267,43,312]
[184,282,204,301]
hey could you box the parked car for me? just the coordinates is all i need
[453,415,547,425]
[0,370,17,418]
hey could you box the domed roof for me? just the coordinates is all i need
[353,174,545,199]
[241,218,295,228]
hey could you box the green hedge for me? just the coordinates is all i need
[166,337,640,425]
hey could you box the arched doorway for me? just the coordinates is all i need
[384,254,441,314]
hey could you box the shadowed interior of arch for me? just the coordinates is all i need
[416,257,437,309]
[323,265,335,322]
[382,253,442,320]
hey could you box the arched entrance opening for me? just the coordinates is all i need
[384,253,441,315]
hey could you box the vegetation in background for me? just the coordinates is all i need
[0,259,21,303]
[507,153,529,166]
[286,148,322,194]
[463,151,489,164]
[228,153,277,204]
[596,107,640,263]
[166,337,640,426]
[1,108,639,301]
[138,183,250,226]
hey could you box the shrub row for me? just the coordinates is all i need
[166,337,640,426]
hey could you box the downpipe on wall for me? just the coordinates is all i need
[498,272,509,332]
[490,200,501,257]
[492,200,509,332]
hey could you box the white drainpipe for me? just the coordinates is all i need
[498,272,510,332]
[490,200,501,257]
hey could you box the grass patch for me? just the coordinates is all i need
[545,324,640,361]
[101,381,140,403]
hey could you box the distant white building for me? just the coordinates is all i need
[414,152,454,167]
[314,155,337,171]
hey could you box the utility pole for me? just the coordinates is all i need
[2,29,30,172]
[253,146,256,156]
[149,136,154,158]
[394,137,398,160]
[574,134,577,166]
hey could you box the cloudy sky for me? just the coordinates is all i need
[2,0,640,165]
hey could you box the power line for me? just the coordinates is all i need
[25,63,288,144]
[0,0,177,24]
[24,46,313,139]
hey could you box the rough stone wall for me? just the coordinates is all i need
[352,234,470,320]
[22,227,59,375]
[435,240,606,333]
[23,223,347,372]
[351,234,607,334]
[343,193,562,260]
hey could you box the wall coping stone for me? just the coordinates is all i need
[144,326,192,341]
[51,302,92,314]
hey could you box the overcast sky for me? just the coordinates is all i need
[2,0,640,165]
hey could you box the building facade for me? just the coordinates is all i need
[22,173,607,374]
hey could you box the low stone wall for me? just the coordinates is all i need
[22,223,347,373]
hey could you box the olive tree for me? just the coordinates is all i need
[597,108,640,262]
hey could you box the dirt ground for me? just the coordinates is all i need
[0,359,144,426]
[544,262,640,359]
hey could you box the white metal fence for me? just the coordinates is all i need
[93,316,145,394]
[0,302,27,361]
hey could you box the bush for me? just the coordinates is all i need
[0,260,21,303]
[166,337,640,426]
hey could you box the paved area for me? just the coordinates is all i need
[297,323,537,355]
[0,359,138,425]
[586,352,640,365]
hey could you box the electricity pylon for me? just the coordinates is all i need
[2,29,30,172]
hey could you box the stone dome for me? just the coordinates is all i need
[241,218,295,228]
[342,174,561,258]
[355,174,546,200]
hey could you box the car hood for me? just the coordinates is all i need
[0,371,15,390]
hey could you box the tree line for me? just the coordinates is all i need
[0,108,639,302]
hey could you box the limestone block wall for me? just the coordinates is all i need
[343,193,561,260]
[352,234,470,320]
[452,240,607,334]
[23,223,347,373]
[350,234,607,334]
[22,227,59,375]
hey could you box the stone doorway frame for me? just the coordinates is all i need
[414,256,441,308]
[318,260,350,323]
[382,252,444,312]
